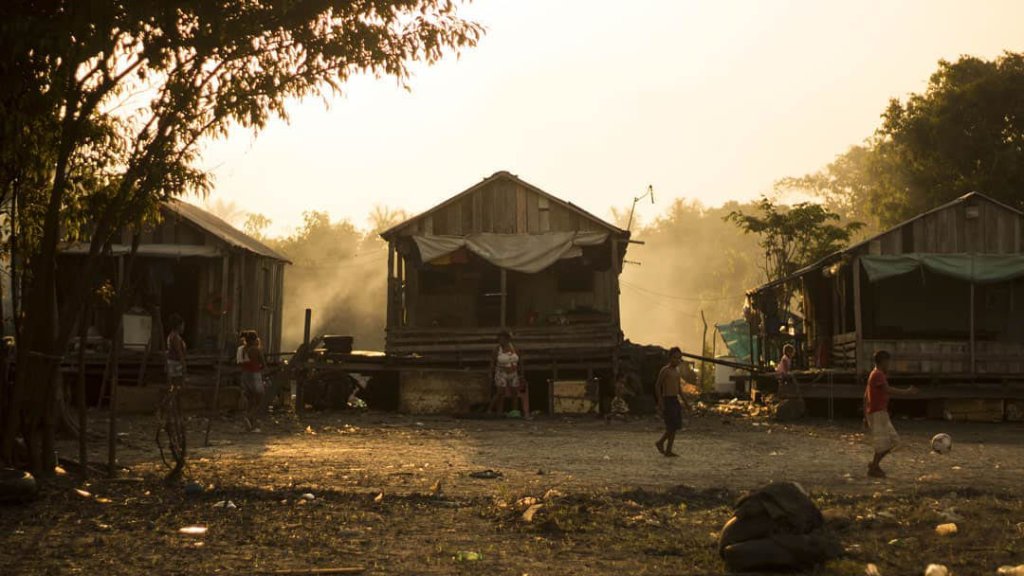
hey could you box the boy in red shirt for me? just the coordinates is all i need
[864,350,916,478]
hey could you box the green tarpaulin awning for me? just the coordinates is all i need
[860,254,1024,284]
[716,319,759,363]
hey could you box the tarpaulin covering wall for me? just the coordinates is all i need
[413,231,609,274]
[717,319,758,363]
[861,254,1024,284]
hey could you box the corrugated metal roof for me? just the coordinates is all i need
[380,171,629,239]
[164,199,290,262]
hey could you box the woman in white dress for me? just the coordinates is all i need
[488,331,529,417]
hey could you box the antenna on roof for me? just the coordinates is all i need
[626,185,655,232]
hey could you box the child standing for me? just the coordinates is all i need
[241,331,266,431]
[166,313,187,388]
[606,371,631,422]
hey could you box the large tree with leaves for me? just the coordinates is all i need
[727,197,862,314]
[783,52,1024,228]
[0,0,480,474]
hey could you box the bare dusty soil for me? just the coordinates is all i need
[2,409,1023,575]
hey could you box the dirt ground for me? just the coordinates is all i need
[2,408,1023,575]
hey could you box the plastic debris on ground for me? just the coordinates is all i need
[865,563,882,576]
[934,523,958,537]
[455,551,483,562]
[178,526,208,536]
[924,564,949,576]
[522,503,544,523]
[998,566,1024,576]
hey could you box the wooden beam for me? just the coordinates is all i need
[970,282,976,376]
[218,255,230,351]
[610,237,621,317]
[386,242,395,328]
[500,268,508,328]
[397,255,405,327]
[852,258,863,374]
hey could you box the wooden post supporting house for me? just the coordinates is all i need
[499,268,508,329]
[969,281,976,376]
[853,256,864,374]
[610,236,621,376]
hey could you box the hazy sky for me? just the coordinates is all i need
[197,0,1024,236]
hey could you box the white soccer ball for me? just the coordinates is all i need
[931,433,953,454]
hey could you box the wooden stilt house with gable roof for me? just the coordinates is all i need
[379,171,631,375]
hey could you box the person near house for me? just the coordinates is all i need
[655,347,691,457]
[166,313,187,388]
[864,350,917,478]
[235,331,249,365]
[606,371,631,422]
[776,343,796,393]
[241,331,267,431]
[488,331,529,418]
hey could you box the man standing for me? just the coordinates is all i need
[865,350,915,478]
[655,347,690,458]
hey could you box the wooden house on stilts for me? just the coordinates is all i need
[748,192,1024,421]
[379,171,632,412]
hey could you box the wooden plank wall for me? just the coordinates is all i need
[855,339,1024,375]
[123,214,206,246]
[400,179,606,237]
[867,197,1022,256]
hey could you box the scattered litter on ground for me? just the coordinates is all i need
[373,492,384,504]
[998,565,1024,576]
[73,488,91,498]
[300,493,316,501]
[888,537,919,547]
[543,489,565,501]
[924,564,949,576]
[516,496,540,510]
[178,526,207,536]
[522,503,544,523]
[865,563,882,576]
[469,469,503,480]
[935,523,958,537]
[455,551,482,562]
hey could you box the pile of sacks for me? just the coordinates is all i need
[718,481,841,572]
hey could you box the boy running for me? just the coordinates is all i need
[864,350,916,478]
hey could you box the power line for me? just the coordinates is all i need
[620,280,744,302]
[620,283,699,318]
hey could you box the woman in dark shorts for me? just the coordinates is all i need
[655,347,688,457]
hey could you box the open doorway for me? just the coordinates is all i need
[159,260,200,349]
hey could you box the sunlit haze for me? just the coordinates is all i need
[198,0,1024,236]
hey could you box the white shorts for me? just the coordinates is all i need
[166,360,185,379]
[868,411,899,454]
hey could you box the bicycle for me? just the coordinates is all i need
[156,383,187,482]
